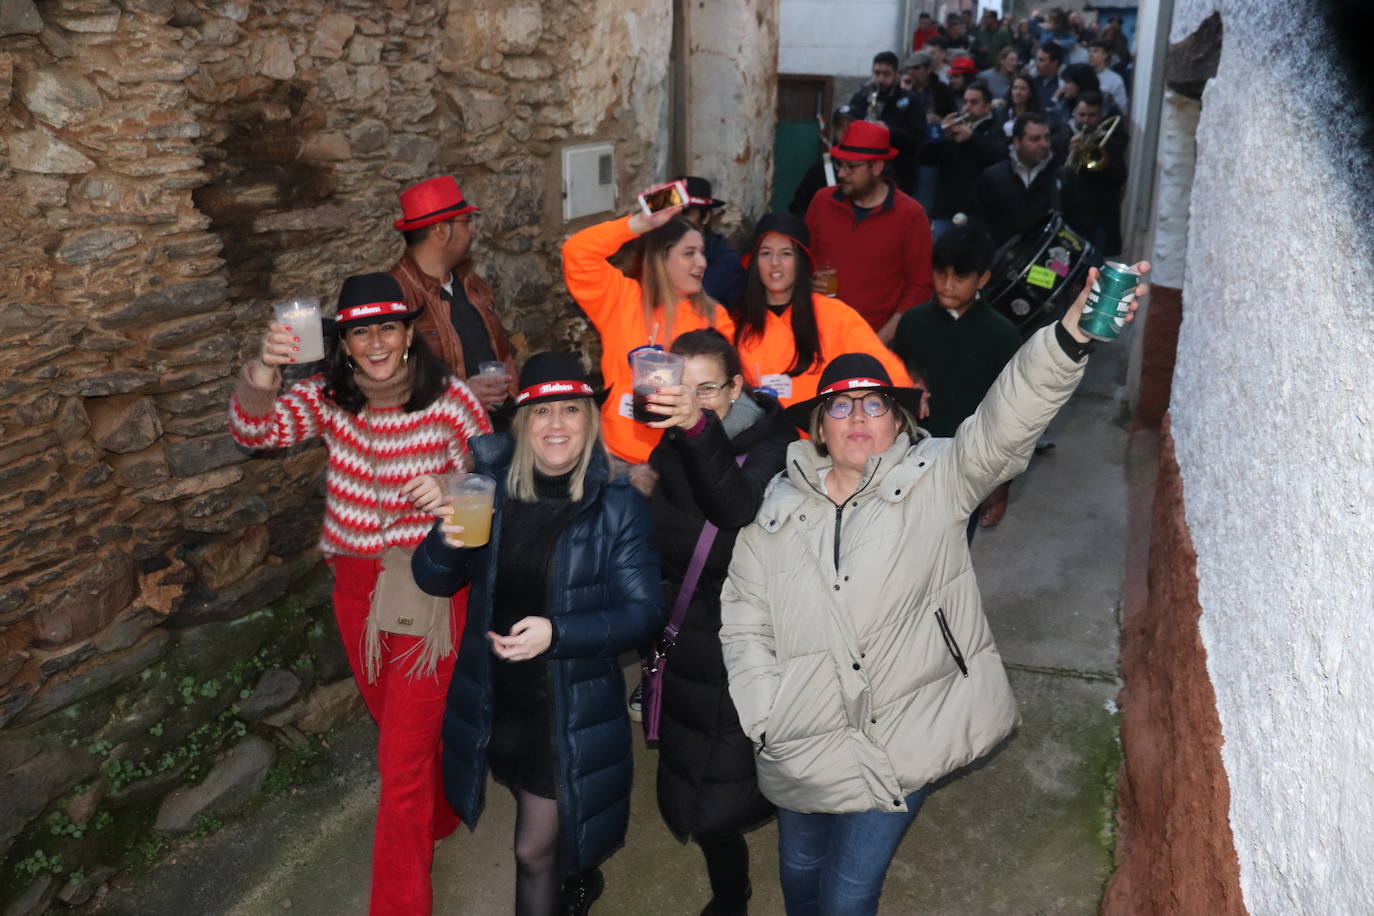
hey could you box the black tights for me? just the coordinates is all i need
[513,789,561,916]
[696,830,751,907]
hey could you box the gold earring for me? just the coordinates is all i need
[346,356,357,370]
[402,348,410,364]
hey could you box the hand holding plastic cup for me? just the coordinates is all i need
[478,360,509,379]
[629,349,685,424]
[438,473,496,548]
[272,298,325,362]
[813,264,839,297]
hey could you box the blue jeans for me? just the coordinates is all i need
[776,786,929,915]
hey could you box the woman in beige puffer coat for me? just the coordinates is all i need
[719,263,1148,915]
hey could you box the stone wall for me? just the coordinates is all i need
[0,0,773,908]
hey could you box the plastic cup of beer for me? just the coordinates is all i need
[440,473,496,548]
[813,264,839,297]
[478,360,509,379]
[272,298,325,362]
[629,348,684,424]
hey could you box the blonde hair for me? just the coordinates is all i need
[506,399,603,502]
[809,400,918,457]
[637,217,717,343]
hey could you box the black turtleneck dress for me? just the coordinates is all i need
[486,469,577,800]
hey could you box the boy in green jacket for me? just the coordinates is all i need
[891,223,1022,537]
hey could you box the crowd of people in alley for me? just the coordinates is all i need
[224,7,1146,916]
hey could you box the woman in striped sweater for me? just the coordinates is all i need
[228,273,491,916]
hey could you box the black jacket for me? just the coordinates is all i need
[412,434,663,872]
[973,154,1062,246]
[919,116,1009,220]
[848,85,925,195]
[1061,110,1129,254]
[648,396,795,840]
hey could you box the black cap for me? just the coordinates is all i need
[514,351,608,407]
[782,352,924,429]
[333,273,423,330]
[676,175,725,209]
[744,212,814,269]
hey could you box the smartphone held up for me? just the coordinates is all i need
[637,180,688,217]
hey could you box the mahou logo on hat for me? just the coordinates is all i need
[334,274,422,330]
[394,175,479,232]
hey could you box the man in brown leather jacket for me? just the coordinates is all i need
[390,175,517,424]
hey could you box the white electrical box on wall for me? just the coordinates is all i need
[562,142,617,222]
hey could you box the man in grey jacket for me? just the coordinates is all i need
[720,262,1150,915]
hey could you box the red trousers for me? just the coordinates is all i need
[329,556,465,916]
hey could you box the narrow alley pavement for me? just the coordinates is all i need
[91,331,1133,916]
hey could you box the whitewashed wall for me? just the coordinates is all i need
[1168,2,1374,913]
[779,0,904,76]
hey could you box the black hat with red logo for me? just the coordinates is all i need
[782,352,923,429]
[514,351,608,408]
[332,272,423,331]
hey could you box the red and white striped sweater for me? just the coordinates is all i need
[228,374,492,557]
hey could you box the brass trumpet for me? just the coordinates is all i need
[1068,114,1121,172]
[941,110,974,130]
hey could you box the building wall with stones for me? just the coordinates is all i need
[0,0,777,908]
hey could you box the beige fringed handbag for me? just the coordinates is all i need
[359,412,456,684]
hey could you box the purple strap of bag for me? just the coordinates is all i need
[641,454,746,742]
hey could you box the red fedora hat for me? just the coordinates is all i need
[830,121,898,162]
[393,175,479,232]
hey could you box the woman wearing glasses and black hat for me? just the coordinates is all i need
[410,352,663,916]
[228,273,491,916]
[718,267,1148,914]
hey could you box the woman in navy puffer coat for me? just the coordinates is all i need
[411,353,662,915]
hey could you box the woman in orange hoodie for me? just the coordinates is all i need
[563,204,734,465]
[733,213,915,409]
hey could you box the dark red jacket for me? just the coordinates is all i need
[804,182,934,331]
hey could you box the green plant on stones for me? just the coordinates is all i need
[189,814,223,839]
[86,738,113,757]
[13,849,64,880]
[178,676,222,705]
[106,757,154,792]
[93,811,114,832]
[138,836,166,869]
[45,811,85,840]
[264,733,327,795]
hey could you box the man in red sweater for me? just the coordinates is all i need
[804,120,934,344]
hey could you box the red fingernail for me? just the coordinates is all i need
[289,358,296,363]
[293,337,300,342]
[283,326,291,331]
[292,346,299,352]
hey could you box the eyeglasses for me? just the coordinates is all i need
[695,381,730,399]
[823,393,892,419]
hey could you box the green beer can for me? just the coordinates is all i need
[1079,262,1140,342]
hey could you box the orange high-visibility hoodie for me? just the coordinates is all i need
[735,293,914,408]
[563,216,734,464]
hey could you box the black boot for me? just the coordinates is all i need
[559,867,605,916]
[700,881,751,916]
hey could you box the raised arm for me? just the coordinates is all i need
[228,322,330,449]
[544,488,664,660]
[666,410,788,530]
[939,263,1148,516]
[561,205,684,330]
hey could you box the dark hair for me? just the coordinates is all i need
[1088,38,1112,52]
[1076,90,1105,110]
[325,323,450,415]
[873,51,900,69]
[965,80,993,105]
[1007,74,1043,112]
[918,11,931,19]
[931,223,997,275]
[1061,63,1099,92]
[1037,41,1064,64]
[401,224,433,247]
[831,106,855,132]
[671,328,744,382]
[924,35,948,50]
[735,238,821,377]
[1012,111,1051,139]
